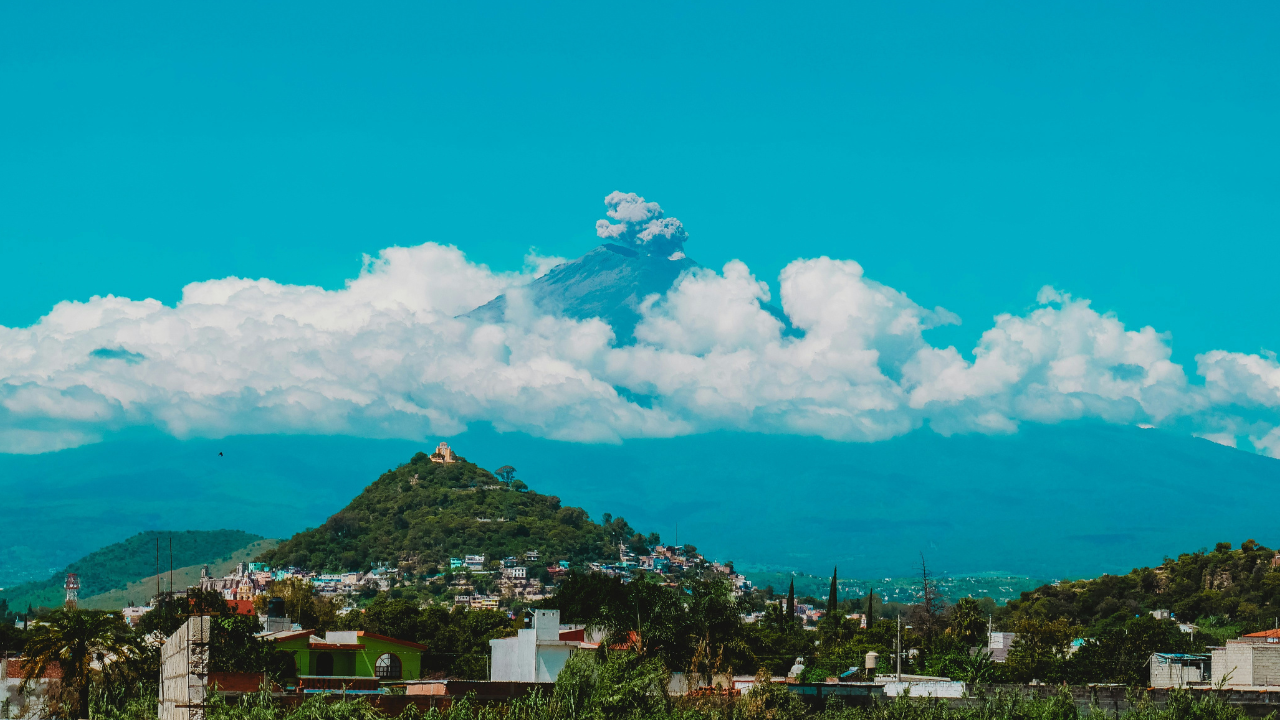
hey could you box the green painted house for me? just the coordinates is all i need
[265,630,426,683]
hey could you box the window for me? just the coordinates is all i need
[375,653,402,679]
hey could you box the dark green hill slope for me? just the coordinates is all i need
[257,450,653,573]
[0,529,263,611]
[998,539,1280,639]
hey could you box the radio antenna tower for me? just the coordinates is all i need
[64,573,79,610]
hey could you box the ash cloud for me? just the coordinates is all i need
[595,191,688,258]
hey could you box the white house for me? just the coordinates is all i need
[489,610,582,682]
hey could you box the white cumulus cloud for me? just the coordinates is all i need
[3,195,1279,457]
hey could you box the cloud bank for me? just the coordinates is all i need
[3,194,1279,456]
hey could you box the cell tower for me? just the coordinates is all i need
[64,572,80,610]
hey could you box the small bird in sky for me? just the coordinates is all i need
[218,452,223,457]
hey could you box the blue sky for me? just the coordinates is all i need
[2,3,1279,455]
[3,2,1277,362]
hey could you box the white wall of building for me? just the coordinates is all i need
[489,610,580,683]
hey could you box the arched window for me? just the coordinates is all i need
[316,652,334,676]
[375,653,402,679]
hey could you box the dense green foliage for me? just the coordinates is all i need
[0,597,25,653]
[547,572,755,676]
[544,571,921,680]
[983,540,1280,684]
[535,568,1215,687]
[185,671,1270,720]
[0,529,264,612]
[998,539,1280,635]
[257,453,656,573]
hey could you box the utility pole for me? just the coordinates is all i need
[896,614,902,681]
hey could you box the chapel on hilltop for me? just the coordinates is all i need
[430,442,456,464]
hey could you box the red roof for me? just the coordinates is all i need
[270,630,427,651]
[5,659,62,679]
[356,631,428,651]
[1244,629,1280,639]
[227,599,257,616]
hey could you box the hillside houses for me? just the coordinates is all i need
[197,562,392,603]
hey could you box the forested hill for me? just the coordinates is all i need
[256,449,659,573]
[998,539,1280,637]
[0,529,264,612]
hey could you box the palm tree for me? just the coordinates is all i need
[21,609,131,718]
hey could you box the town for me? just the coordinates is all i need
[3,445,1280,720]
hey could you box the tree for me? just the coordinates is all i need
[786,579,795,618]
[947,597,989,647]
[912,554,945,664]
[1005,617,1078,683]
[1066,615,1203,685]
[495,465,516,483]
[546,571,752,676]
[210,613,295,678]
[265,577,340,632]
[827,567,838,619]
[0,599,26,655]
[820,566,851,646]
[552,650,671,719]
[752,603,813,675]
[21,609,131,719]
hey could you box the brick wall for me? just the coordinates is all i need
[159,616,210,720]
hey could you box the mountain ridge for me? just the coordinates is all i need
[2,423,1279,584]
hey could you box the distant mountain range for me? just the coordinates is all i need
[2,422,1278,590]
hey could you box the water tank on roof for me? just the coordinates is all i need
[267,597,286,618]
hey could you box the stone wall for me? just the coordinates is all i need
[159,616,210,720]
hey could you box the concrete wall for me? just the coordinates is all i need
[490,631,537,682]
[490,611,577,683]
[534,644,575,683]
[1250,645,1280,687]
[1212,643,1280,687]
[880,681,967,698]
[160,616,211,720]
[1,659,56,719]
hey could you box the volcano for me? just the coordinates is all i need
[465,192,789,342]
[466,242,698,341]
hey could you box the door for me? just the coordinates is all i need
[316,652,334,676]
